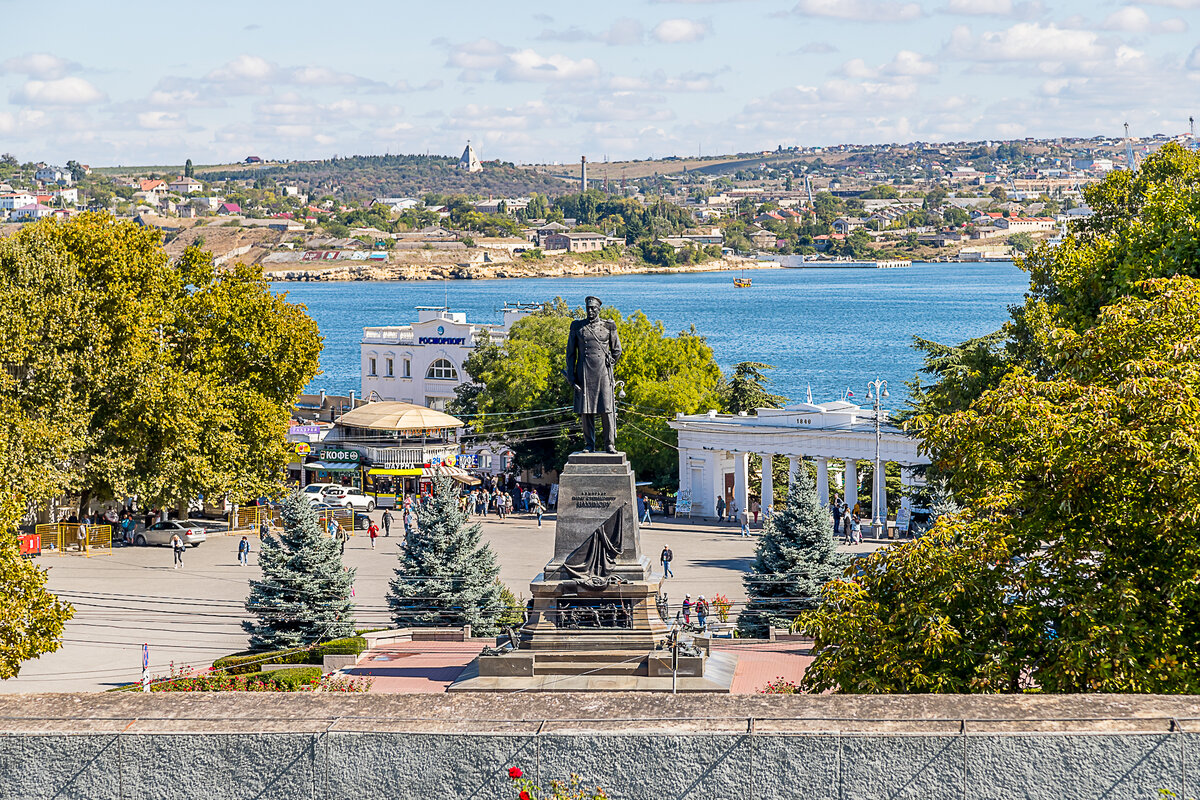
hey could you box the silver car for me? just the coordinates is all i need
[135,520,208,548]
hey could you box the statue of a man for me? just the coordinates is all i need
[565,296,622,453]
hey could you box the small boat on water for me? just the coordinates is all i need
[734,277,752,287]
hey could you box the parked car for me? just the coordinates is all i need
[322,486,376,512]
[303,483,337,496]
[135,520,207,548]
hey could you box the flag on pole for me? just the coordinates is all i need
[806,384,813,404]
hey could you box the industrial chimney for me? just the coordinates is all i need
[580,156,587,192]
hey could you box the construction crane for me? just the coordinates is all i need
[1124,122,1139,172]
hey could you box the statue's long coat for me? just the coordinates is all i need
[565,318,622,414]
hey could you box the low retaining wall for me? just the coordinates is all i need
[2,693,1198,799]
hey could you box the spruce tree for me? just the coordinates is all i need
[740,465,849,637]
[242,490,356,651]
[388,477,503,635]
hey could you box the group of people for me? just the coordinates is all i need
[830,495,864,544]
[714,495,774,537]
[679,593,711,630]
[466,486,546,526]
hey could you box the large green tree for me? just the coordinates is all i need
[0,214,322,515]
[454,299,724,488]
[803,144,1200,693]
[723,361,787,414]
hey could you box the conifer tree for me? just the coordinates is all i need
[388,477,503,635]
[740,465,849,636]
[243,490,356,651]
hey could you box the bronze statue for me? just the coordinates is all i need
[565,296,622,453]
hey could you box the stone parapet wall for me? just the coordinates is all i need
[1,693,1198,799]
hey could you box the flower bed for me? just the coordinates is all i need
[146,664,371,692]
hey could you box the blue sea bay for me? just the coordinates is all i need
[274,261,1027,408]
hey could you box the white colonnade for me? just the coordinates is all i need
[669,401,929,530]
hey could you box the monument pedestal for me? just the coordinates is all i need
[449,452,735,693]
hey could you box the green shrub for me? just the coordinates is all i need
[211,636,367,674]
[262,666,322,690]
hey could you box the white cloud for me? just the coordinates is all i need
[793,0,923,22]
[1188,45,1200,69]
[1103,5,1153,31]
[945,0,1011,13]
[838,50,938,79]
[1098,6,1188,33]
[885,50,940,76]
[538,18,645,45]
[940,0,1044,17]
[206,54,276,82]
[652,18,712,42]
[137,111,186,130]
[497,50,601,82]
[447,38,513,71]
[1139,0,1200,7]
[946,23,1110,62]
[11,77,105,106]
[1,52,79,80]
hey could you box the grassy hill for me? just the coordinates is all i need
[197,154,572,200]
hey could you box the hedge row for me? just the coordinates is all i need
[212,637,368,675]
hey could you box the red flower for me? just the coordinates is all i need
[508,767,523,780]
[519,792,531,800]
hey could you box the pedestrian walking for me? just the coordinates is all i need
[696,595,709,631]
[715,495,725,522]
[639,495,652,526]
[382,509,393,537]
[831,501,843,540]
[532,493,545,528]
[740,507,751,537]
[765,503,774,523]
[751,500,760,526]
[237,536,251,567]
[682,594,693,625]
[368,520,379,549]
[337,522,348,555]
[660,545,674,578]
[170,534,185,569]
[851,514,862,545]
[729,501,739,525]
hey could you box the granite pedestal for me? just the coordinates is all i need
[450,452,734,692]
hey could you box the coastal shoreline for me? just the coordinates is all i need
[262,256,771,282]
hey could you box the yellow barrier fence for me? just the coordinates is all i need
[37,524,112,556]
[35,524,61,554]
[230,506,360,536]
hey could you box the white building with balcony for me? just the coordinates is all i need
[360,305,529,411]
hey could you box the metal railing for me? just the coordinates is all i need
[31,524,112,556]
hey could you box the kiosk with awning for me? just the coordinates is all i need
[327,401,469,507]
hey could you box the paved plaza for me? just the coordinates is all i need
[3,510,879,693]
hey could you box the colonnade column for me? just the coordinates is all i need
[733,451,749,519]
[759,453,773,518]
[815,457,829,508]
[844,460,858,509]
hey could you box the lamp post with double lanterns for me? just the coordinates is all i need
[866,379,889,538]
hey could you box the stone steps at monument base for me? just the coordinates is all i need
[532,651,650,677]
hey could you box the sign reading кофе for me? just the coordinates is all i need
[319,449,360,463]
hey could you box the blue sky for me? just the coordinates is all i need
[1,0,1197,166]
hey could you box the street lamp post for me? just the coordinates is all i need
[866,379,889,538]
